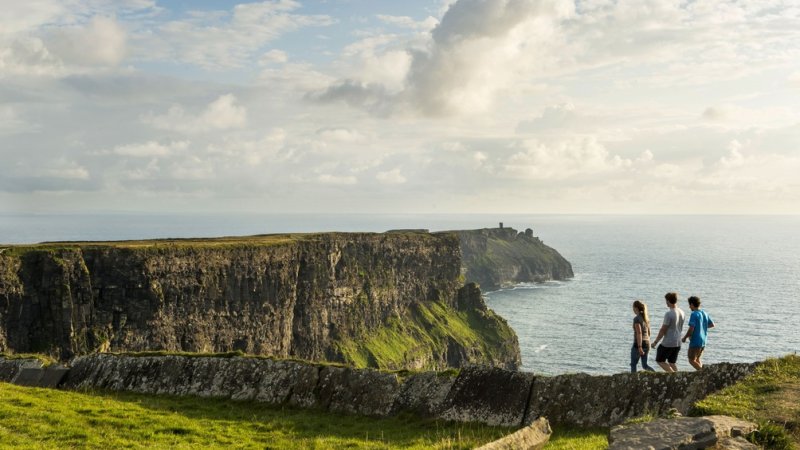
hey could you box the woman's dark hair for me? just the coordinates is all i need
[688,296,701,308]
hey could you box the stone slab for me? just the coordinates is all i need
[476,417,551,450]
[438,366,534,427]
[12,368,45,387]
[0,358,43,382]
[38,367,70,388]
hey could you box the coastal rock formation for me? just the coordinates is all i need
[0,232,520,369]
[457,226,573,291]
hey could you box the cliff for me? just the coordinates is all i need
[457,227,574,291]
[0,232,519,370]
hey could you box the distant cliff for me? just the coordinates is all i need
[0,232,519,370]
[458,226,574,291]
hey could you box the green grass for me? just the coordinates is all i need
[0,382,511,449]
[543,425,608,450]
[334,300,517,370]
[692,354,800,449]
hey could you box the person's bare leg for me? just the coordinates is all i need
[668,362,678,372]
[688,357,702,370]
[658,361,675,372]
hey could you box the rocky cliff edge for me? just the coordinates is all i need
[0,232,520,370]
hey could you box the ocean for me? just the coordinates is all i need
[2,213,798,375]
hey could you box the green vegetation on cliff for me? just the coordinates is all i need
[0,383,508,449]
[333,296,519,371]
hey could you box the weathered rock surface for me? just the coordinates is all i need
[525,363,757,427]
[55,354,756,429]
[0,232,520,370]
[0,357,42,382]
[476,417,551,450]
[457,227,573,291]
[608,415,758,450]
[440,366,535,427]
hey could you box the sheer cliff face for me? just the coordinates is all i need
[0,233,520,370]
[457,227,574,291]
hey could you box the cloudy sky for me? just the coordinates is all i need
[2,0,799,215]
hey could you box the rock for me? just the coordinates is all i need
[316,365,401,417]
[390,371,456,418]
[476,417,551,450]
[715,436,758,449]
[457,227,574,290]
[525,363,757,427]
[439,366,534,427]
[608,416,758,450]
[0,357,42,382]
[11,367,44,387]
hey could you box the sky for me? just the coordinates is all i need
[1,0,800,215]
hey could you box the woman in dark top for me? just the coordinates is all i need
[631,300,655,372]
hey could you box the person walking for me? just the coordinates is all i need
[630,300,655,372]
[682,296,715,370]
[652,292,686,372]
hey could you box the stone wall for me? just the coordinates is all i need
[14,354,756,428]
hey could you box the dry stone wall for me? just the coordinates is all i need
[4,354,757,428]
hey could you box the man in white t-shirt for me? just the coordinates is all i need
[651,292,686,372]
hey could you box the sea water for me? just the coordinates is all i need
[2,213,798,375]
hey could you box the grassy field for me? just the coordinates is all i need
[8,356,796,449]
[0,382,512,449]
[692,354,800,449]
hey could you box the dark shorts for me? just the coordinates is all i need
[688,346,705,360]
[655,345,681,363]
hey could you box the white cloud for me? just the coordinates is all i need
[48,16,127,66]
[316,128,365,143]
[376,168,406,184]
[503,137,632,180]
[36,159,90,180]
[0,106,36,135]
[113,140,189,157]
[170,156,214,180]
[141,0,333,69]
[318,174,357,185]
[142,94,247,133]
[377,15,438,31]
[259,49,288,65]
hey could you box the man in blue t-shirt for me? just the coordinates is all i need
[681,296,715,370]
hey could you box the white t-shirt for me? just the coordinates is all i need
[661,307,686,347]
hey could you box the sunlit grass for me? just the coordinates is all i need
[0,382,510,449]
[692,354,800,449]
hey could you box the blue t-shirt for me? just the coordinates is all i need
[688,310,714,348]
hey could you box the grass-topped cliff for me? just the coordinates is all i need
[0,231,520,370]
[457,226,574,291]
